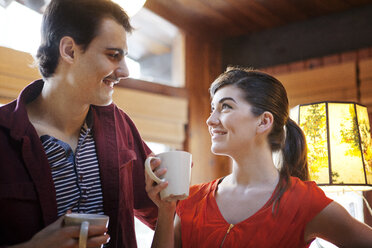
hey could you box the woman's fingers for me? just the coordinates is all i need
[154,167,167,178]
[150,157,161,170]
[146,181,169,207]
[145,155,173,207]
[145,157,167,188]
[148,181,168,196]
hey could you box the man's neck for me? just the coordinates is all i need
[26,79,90,151]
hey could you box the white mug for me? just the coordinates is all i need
[145,151,192,201]
[64,213,109,248]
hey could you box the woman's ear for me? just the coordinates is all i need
[257,111,274,134]
[59,36,76,64]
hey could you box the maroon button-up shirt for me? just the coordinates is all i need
[0,80,158,247]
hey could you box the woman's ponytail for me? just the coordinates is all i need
[271,118,309,214]
[282,118,309,181]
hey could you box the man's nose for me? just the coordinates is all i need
[115,59,129,79]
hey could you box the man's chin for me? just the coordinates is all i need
[93,99,113,107]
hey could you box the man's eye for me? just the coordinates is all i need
[108,53,122,60]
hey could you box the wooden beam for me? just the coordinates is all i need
[113,87,188,124]
[258,0,309,22]
[113,87,188,148]
[117,77,188,98]
[185,34,231,184]
[359,59,372,114]
[225,0,284,28]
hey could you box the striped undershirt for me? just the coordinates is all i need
[41,123,104,216]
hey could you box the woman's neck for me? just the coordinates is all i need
[228,147,279,187]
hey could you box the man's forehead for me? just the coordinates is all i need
[92,18,128,48]
[96,17,128,36]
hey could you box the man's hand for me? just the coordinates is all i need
[10,214,110,248]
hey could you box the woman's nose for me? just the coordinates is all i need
[206,111,219,126]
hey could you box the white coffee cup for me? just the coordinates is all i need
[145,151,192,201]
[64,213,109,248]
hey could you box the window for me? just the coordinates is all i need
[128,8,185,87]
[0,1,41,54]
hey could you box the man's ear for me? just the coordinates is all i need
[59,36,76,64]
[257,111,274,134]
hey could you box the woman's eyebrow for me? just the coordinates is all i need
[211,97,237,108]
[218,97,236,104]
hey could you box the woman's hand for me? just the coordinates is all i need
[145,156,177,212]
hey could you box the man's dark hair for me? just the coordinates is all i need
[36,0,133,78]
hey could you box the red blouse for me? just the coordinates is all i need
[176,177,332,248]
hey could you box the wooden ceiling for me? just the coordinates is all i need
[145,0,372,37]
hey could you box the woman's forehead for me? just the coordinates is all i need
[211,85,246,105]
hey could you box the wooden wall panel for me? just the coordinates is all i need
[359,58,372,113]
[275,62,357,108]
[113,87,187,124]
[0,46,40,103]
[185,35,230,185]
[0,46,40,79]
[113,87,188,148]
[360,58,372,79]
[0,75,32,100]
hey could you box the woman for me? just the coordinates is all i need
[146,67,372,248]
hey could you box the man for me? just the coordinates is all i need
[0,0,157,247]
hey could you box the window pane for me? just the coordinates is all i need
[328,103,365,184]
[356,105,372,184]
[300,103,330,184]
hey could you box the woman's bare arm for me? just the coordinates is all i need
[174,214,182,248]
[305,201,372,248]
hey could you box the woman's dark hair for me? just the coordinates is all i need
[36,0,133,78]
[210,66,309,212]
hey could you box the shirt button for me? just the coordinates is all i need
[79,175,83,181]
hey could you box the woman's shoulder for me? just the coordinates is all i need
[287,176,333,211]
[289,176,326,194]
[290,176,316,188]
[188,178,220,200]
[176,178,220,214]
